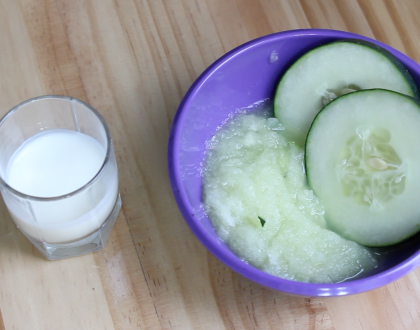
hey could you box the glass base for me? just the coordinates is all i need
[23,194,122,260]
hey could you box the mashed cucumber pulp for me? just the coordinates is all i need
[203,108,378,283]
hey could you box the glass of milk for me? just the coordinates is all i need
[0,95,121,260]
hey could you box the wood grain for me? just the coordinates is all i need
[0,0,420,329]
[0,306,5,330]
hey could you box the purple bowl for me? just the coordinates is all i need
[168,29,420,296]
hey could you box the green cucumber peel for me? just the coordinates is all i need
[258,216,266,227]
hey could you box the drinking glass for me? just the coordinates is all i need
[0,95,121,260]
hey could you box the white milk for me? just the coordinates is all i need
[3,129,119,243]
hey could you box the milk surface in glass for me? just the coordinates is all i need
[0,95,121,259]
[4,129,119,243]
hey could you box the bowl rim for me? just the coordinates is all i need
[168,28,420,296]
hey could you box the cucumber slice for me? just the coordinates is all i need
[275,40,419,146]
[305,89,420,247]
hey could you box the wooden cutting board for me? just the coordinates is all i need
[1,0,420,329]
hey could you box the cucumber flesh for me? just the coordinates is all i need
[275,40,419,146]
[305,89,420,247]
[203,109,377,282]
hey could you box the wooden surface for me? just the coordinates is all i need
[1,0,420,329]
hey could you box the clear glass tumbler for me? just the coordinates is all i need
[0,95,121,260]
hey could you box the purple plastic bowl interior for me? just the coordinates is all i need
[168,29,420,297]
